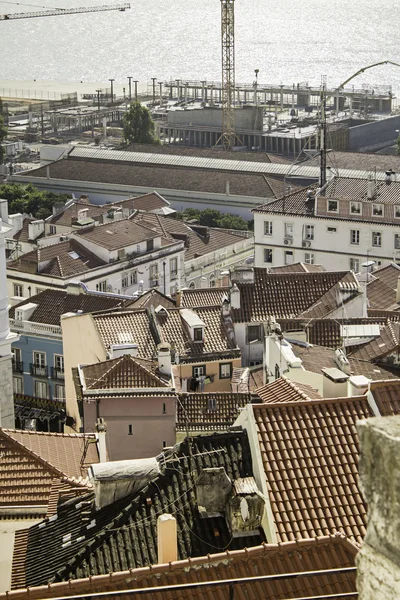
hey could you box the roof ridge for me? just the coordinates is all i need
[387,319,399,346]
[280,375,312,400]
[86,355,166,389]
[253,394,369,408]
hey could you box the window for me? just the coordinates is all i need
[49,225,56,235]
[264,221,273,236]
[193,327,203,342]
[14,348,22,363]
[350,229,360,245]
[264,248,273,263]
[14,284,23,297]
[193,365,206,378]
[350,202,361,215]
[36,288,44,294]
[247,324,262,343]
[372,231,382,247]
[350,258,360,273]
[170,257,178,280]
[208,397,217,411]
[162,402,166,414]
[327,226,337,233]
[395,206,400,219]
[284,250,294,265]
[128,424,133,435]
[35,380,48,399]
[150,264,158,287]
[219,363,232,379]
[395,235,400,250]
[372,204,383,216]
[122,274,129,288]
[54,355,64,372]
[118,249,126,260]
[275,364,280,379]
[327,199,338,212]
[304,253,315,264]
[304,225,314,240]
[34,352,46,367]
[13,377,23,394]
[284,223,293,238]
[55,384,65,400]
[146,239,154,252]
[130,270,137,285]
[96,280,107,292]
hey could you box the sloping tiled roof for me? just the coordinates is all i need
[8,239,105,278]
[13,218,44,243]
[125,289,176,310]
[348,321,400,361]
[93,310,156,357]
[252,186,315,216]
[47,201,109,227]
[0,429,98,509]
[9,289,123,326]
[5,535,357,600]
[232,269,360,322]
[176,392,251,431]
[365,263,400,311]
[370,379,400,415]
[80,355,168,390]
[255,376,323,403]
[178,287,230,308]
[131,192,169,211]
[14,431,263,588]
[270,262,326,274]
[73,218,163,251]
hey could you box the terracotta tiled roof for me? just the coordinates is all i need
[8,239,105,278]
[348,321,400,361]
[125,289,176,310]
[13,218,43,243]
[177,392,250,431]
[252,186,315,216]
[231,366,264,392]
[253,396,378,544]
[0,429,98,510]
[131,192,169,211]
[370,379,400,415]
[13,431,263,588]
[73,218,163,251]
[270,262,326,274]
[80,355,168,390]
[9,289,123,326]
[47,201,109,227]
[365,263,400,311]
[299,149,400,172]
[178,287,230,308]
[5,535,357,600]
[94,310,156,357]
[232,269,361,322]
[255,376,323,403]
[325,176,400,204]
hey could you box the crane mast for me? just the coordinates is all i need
[220,0,236,150]
[1,3,130,20]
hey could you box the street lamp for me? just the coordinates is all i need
[127,76,133,101]
[151,77,157,105]
[109,78,115,103]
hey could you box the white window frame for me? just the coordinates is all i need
[49,225,56,235]
[121,274,129,288]
[284,223,294,239]
[54,354,64,372]
[193,365,205,378]
[35,380,48,399]
[350,258,360,272]
[33,351,46,367]
[284,250,294,265]
[247,324,262,343]
[130,270,137,286]
[14,284,23,297]
[304,224,315,240]
[304,253,315,265]
[350,229,360,245]
[55,384,65,400]
[395,206,400,219]
[170,257,178,280]
[220,363,232,379]
[264,248,273,263]
[372,203,384,217]
[96,280,107,292]
[264,221,273,236]
[372,231,382,247]
[13,377,23,394]
[14,348,22,363]
[350,202,362,215]
[327,199,338,213]
[395,234,400,250]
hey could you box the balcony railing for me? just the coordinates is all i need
[51,366,65,380]
[10,319,62,338]
[150,279,159,288]
[30,363,48,377]
[12,359,23,373]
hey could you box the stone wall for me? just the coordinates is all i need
[356,416,400,599]
[0,355,14,428]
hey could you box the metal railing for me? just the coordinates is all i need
[51,366,65,380]
[12,359,23,373]
[30,363,48,377]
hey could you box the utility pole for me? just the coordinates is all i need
[109,78,115,103]
[159,81,163,106]
[96,89,101,111]
[133,80,138,101]
[319,78,327,189]
[127,76,133,100]
[151,77,157,105]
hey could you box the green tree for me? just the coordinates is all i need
[0,98,7,164]
[0,182,69,219]
[122,102,159,145]
[218,214,249,231]
[198,208,221,228]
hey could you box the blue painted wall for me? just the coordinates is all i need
[12,334,64,399]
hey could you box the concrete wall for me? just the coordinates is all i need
[0,356,14,428]
[61,313,107,431]
[167,106,263,132]
[0,520,41,593]
[349,114,400,152]
[175,357,242,392]
[356,416,400,599]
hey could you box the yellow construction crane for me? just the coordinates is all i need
[1,3,129,20]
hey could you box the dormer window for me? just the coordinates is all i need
[327,200,338,213]
[350,202,361,215]
[194,327,204,342]
[372,203,383,216]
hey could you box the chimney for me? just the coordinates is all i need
[66,281,83,295]
[200,276,207,289]
[230,283,240,309]
[175,290,182,307]
[321,367,349,398]
[95,418,108,463]
[367,175,376,200]
[0,199,9,223]
[221,293,230,317]
[348,375,369,397]
[157,514,177,563]
[220,270,230,287]
[157,343,171,377]
[28,220,45,241]
[110,343,138,359]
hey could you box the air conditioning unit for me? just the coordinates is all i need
[302,240,311,248]
[283,238,293,246]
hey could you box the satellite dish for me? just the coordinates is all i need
[240,497,249,522]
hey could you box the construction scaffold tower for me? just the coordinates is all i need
[220,0,237,150]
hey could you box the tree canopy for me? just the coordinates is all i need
[0,182,70,219]
[176,207,251,231]
[0,98,7,164]
[122,102,159,145]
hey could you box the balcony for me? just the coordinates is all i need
[30,363,48,378]
[12,359,23,373]
[51,366,65,380]
[170,270,178,281]
[150,279,159,288]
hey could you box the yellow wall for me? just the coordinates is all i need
[61,313,106,431]
[176,357,242,392]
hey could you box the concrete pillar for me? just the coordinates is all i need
[157,514,177,563]
[356,416,400,599]
[280,85,284,110]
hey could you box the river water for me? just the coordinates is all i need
[1,0,400,94]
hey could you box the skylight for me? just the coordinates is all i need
[68,251,80,260]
